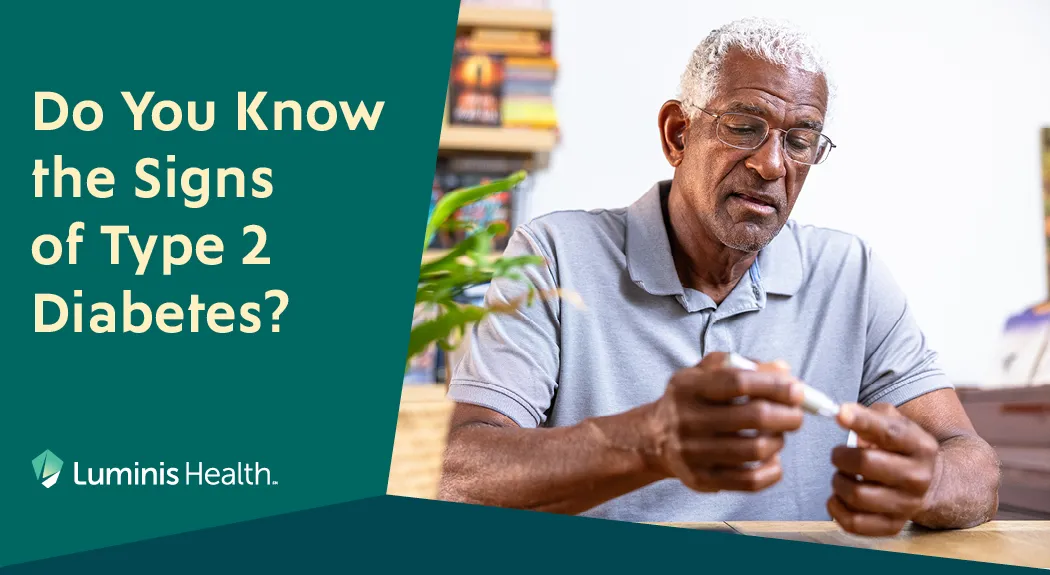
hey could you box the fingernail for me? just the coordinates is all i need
[838,403,855,426]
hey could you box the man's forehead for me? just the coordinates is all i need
[712,49,829,115]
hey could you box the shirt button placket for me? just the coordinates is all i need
[705,319,731,357]
[698,311,714,357]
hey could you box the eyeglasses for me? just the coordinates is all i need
[698,108,836,166]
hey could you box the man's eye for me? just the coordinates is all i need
[788,137,812,150]
[725,124,758,135]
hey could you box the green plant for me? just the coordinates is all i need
[407,171,545,365]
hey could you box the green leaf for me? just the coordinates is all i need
[407,169,571,374]
[419,232,490,276]
[407,304,490,360]
[423,170,525,251]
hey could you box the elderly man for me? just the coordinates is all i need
[439,18,1000,535]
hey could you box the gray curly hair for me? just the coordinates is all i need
[678,17,833,116]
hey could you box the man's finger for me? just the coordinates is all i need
[831,446,934,495]
[837,403,937,456]
[681,434,785,466]
[870,403,898,416]
[696,352,791,374]
[827,496,908,537]
[695,369,804,406]
[757,359,792,374]
[696,352,732,370]
[831,472,923,517]
[694,400,804,433]
[694,456,783,492]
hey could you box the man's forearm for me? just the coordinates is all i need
[439,404,666,515]
[913,434,1001,529]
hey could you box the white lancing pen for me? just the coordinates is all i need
[722,353,842,419]
[723,353,860,451]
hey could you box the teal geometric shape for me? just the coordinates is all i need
[31,450,63,481]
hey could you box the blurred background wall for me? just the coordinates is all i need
[524,0,1050,384]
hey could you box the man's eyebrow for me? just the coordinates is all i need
[797,118,824,131]
[724,102,766,115]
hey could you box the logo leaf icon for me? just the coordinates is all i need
[32,450,64,488]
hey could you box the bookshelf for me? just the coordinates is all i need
[440,5,558,156]
[412,5,555,388]
[456,6,553,30]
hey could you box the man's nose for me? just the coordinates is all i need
[744,131,787,181]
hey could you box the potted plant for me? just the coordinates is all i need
[387,170,546,499]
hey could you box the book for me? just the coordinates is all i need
[449,53,505,126]
[434,157,527,251]
[451,174,514,251]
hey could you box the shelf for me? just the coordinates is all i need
[422,249,451,264]
[457,6,553,30]
[439,125,557,153]
[422,249,503,264]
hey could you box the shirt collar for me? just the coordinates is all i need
[756,217,803,297]
[625,181,684,297]
[625,180,803,299]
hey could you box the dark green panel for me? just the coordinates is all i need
[0,1,459,566]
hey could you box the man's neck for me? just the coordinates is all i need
[664,183,757,305]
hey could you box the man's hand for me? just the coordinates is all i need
[644,352,805,493]
[829,403,940,536]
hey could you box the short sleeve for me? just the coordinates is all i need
[446,225,561,428]
[859,248,954,407]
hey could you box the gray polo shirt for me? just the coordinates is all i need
[448,180,952,522]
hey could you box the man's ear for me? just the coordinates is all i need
[658,100,690,167]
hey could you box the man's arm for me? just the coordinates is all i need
[830,246,1000,534]
[439,403,664,515]
[828,389,1000,535]
[440,355,806,514]
[898,389,1000,528]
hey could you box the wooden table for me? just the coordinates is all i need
[656,521,1050,569]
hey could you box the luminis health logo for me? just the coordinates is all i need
[32,449,64,488]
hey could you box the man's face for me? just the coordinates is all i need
[676,49,829,252]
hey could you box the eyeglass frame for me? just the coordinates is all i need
[696,107,837,166]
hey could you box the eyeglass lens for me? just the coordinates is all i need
[716,113,832,165]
